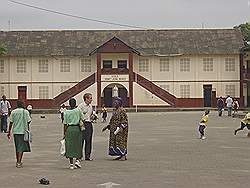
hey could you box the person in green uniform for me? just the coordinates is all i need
[63,98,84,169]
[7,100,31,168]
[234,112,250,136]
[198,109,210,140]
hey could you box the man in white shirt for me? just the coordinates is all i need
[78,93,93,160]
[0,95,11,133]
[225,95,233,116]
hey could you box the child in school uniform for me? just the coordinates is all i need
[198,110,210,140]
[234,112,250,137]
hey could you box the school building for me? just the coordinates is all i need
[0,29,248,108]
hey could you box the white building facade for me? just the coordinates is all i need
[0,29,245,108]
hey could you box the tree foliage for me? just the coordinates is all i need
[235,22,250,49]
[0,44,7,56]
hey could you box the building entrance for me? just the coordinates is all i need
[102,84,128,107]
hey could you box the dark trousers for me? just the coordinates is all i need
[60,113,64,123]
[227,107,232,116]
[199,125,206,137]
[218,108,223,116]
[235,122,250,133]
[1,115,8,132]
[82,122,93,159]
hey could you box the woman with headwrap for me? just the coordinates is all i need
[102,97,128,161]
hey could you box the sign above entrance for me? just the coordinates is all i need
[101,75,129,82]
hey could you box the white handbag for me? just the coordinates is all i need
[60,139,66,156]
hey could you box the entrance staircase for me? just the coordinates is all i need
[133,72,177,106]
[53,73,95,106]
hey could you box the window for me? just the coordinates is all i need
[118,60,127,69]
[0,60,4,73]
[61,85,70,93]
[159,84,170,92]
[39,86,49,99]
[0,86,4,96]
[60,59,70,72]
[17,59,27,73]
[180,58,190,72]
[180,85,190,98]
[160,58,169,72]
[225,58,235,72]
[103,60,112,68]
[225,85,235,97]
[39,59,48,73]
[81,58,91,72]
[203,58,213,72]
[139,59,149,72]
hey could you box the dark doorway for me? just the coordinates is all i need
[247,81,250,107]
[119,87,128,107]
[102,84,128,107]
[18,86,27,106]
[104,88,112,107]
[203,85,212,107]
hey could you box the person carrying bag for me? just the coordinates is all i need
[7,100,32,168]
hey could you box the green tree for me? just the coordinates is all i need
[0,44,7,56]
[235,22,250,49]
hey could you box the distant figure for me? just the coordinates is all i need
[217,96,224,117]
[7,100,31,168]
[234,112,250,136]
[0,95,11,133]
[27,104,33,118]
[101,104,108,122]
[232,99,239,117]
[91,110,98,123]
[59,104,67,123]
[225,95,233,116]
[198,110,210,140]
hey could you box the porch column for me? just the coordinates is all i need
[97,53,101,107]
[128,53,133,107]
[240,53,244,107]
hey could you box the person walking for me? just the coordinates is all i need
[27,104,33,118]
[217,96,224,117]
[7,100,31,168]
[102,97,128,161]
[225,95,233,116]
[101,104,108,122]
[198,110,210,140]
[232,99,239,117]
[234,112,250,136]
[59,104,67,123]
[63,98,84,169]
[0,95,11,133]
[78,93,94,161]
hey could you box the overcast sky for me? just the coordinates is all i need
[0,0,250,30]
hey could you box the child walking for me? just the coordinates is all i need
[198,110,210,140]
[234,112,250,136]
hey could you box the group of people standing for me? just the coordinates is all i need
[61,93,129,169]
[217,95,239,117]
[3,93,128,169]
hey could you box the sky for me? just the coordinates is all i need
[0,0,250,30]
